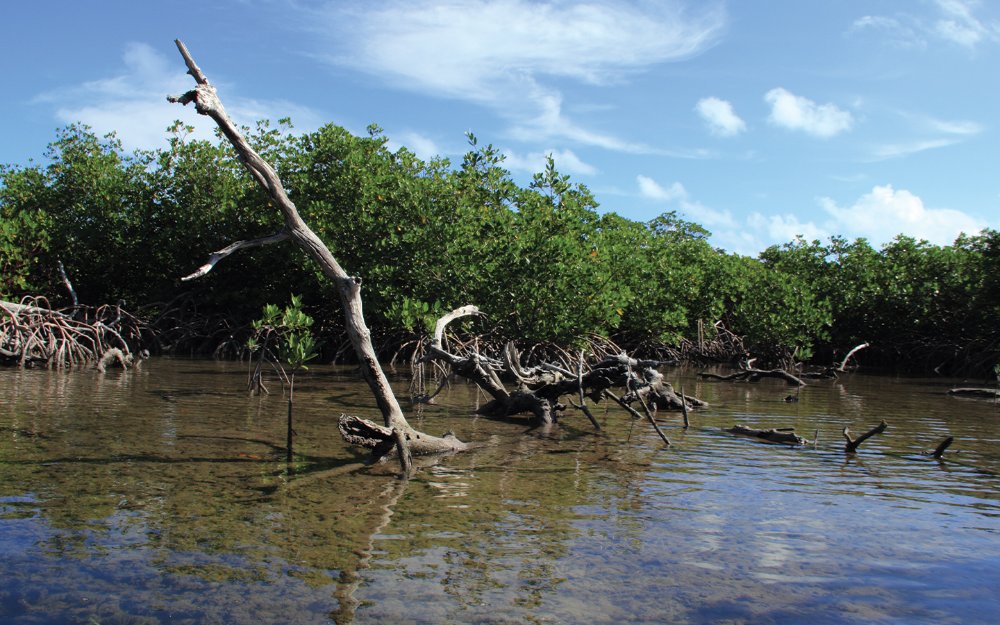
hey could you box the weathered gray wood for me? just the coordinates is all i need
[168,39,465,457]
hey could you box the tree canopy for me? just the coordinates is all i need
[2,121,997,374]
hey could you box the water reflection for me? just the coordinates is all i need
[1,360,999,624]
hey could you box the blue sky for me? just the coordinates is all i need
[4,0,999,254]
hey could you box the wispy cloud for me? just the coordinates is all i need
[933,0,999,48]
[919,115,984,135]
[849,15,926,48]
[310,0,725,151]
[695,97,746,137]
[764,88,853,138]
[866,111,983,161]
[35,43,324,153]
[850,0,1000,50]
[868,138,960,161]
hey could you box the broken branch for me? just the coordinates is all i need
[843,420,888,453]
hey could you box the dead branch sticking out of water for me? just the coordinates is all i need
[1,297,142,369]
[838,342,870,371]
[923,436,954,459]
[843,420,888,453]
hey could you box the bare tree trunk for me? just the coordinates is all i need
[167,39,465,457]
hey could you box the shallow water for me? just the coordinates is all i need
[1,359,998,624]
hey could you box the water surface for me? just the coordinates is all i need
[1,359,998,624]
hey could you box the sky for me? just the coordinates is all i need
[3,0,999,255]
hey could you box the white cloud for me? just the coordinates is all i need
[504,148,598,176]
[818,185,984,245]
[715,185,986,255]
[37,43,324,153]
[695,97,746,137]
[312,0,725,151]
[637,175,686,201]
[389,131,444,161]
[748,212,828,245]
[764,88,853,138]
[636,175,736,229]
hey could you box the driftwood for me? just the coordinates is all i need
[946,388,1000,399]
[843,420,888,453]
[168,39,464,460]
[725,425,809,446]
[699,367,805,387]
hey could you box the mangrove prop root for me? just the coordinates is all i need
[843,420,888,453]
[1,298,143,369]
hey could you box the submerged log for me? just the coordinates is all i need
[699,367,805,386]
[725,425,810,446]
[946,388,1000,399]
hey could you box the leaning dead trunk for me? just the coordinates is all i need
[168,39,465,457]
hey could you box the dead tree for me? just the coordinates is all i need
[167,39,465,458]
[423,306,706,430]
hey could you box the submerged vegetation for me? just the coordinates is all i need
[2,121,999,374]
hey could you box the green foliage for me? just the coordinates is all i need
[3,119,998,372]
[248,294,320,372]
[0,164,51,297]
